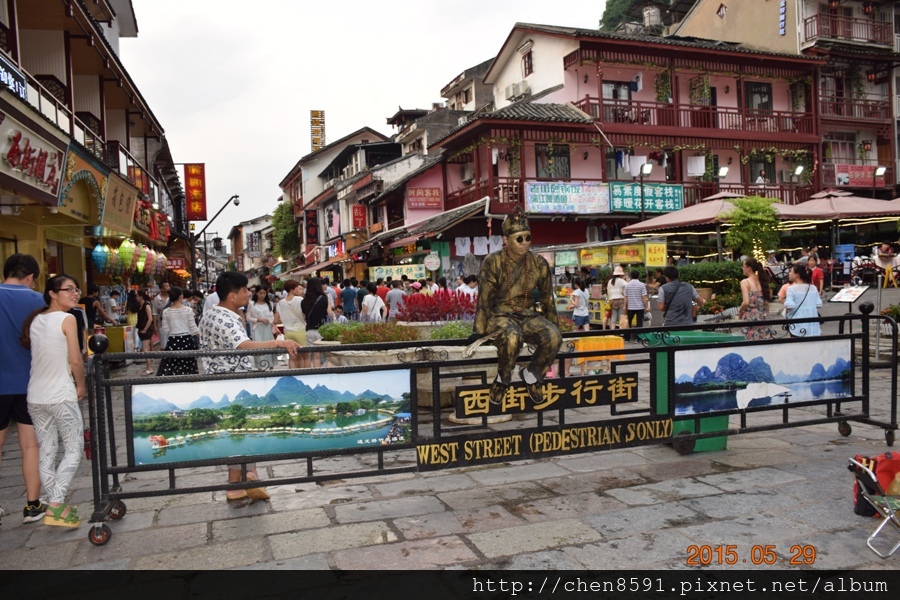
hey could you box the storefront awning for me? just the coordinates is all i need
[387,234,422,250]
[295,260,335,276]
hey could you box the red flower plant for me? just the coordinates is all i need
[395,291,476,323]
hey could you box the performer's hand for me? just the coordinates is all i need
[466,333,483,345]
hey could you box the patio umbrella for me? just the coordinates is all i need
[790,189,900,219]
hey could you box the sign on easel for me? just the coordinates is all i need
[829,286,869,304]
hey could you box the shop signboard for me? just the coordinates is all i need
[612,243,645,264]
[423,253,441,272]
[324,201,340,239]
[310,110,326,152]
[407,187,442,209]
[0,111,65,199]
[0,54,27,101]
[579,247,608,266]
[609,182,683,213]
[304,210,319,246]
[57,147,107,222]
[369,264,426,281]
[834,164,885,187]
[645,242,668,268]
[554,250,579,267]
[101,172,139,236]
[351,204,367,230]
[166,258,185,270]
[184,163,207,221]
[524,181,610,214]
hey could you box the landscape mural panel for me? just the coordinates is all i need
[129,369,412,466]
[673,339,853,415]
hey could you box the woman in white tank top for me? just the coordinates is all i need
[20,274,86,527]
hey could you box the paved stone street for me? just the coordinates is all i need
[0,286,898,570]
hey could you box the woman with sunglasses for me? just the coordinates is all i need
[19,275,86,527]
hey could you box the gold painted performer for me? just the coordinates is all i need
[468,207,562,404]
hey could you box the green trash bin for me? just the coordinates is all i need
[640,329,745,452]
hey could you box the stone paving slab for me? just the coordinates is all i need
[584,502,708,540]
[212,507,330,541]
[331,534,478,569]
[268,521,397,559]
[132,537,268,570]
[437,482,555,511]
[466,518,603,559]
[512,491,626,522]
[393,505,522,539]
[604,478,724,506]
[561,529,697,570]
[695,467,806,492]
[67,523,207,566]
[332,495,446,524]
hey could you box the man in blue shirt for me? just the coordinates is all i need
[339,278,359,318]
[0,254,48,525]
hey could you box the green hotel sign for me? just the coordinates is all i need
[609,182,683,213]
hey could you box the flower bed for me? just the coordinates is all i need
[395,292,476,323]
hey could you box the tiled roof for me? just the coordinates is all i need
[490,102,593,124]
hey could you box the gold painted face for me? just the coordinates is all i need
[505,231,532,259]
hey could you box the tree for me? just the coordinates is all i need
[600,0,638,31]
[272,200,300,260]
[270,408,294,427]
[721,196,782,262]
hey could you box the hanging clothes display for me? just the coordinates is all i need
[472,236,489,256]
[454,236,472,257]
[488,235,504,253]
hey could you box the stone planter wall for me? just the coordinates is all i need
[394,321,445,340]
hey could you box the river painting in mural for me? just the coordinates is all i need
[673,339,853,415]
[129,369,412,465]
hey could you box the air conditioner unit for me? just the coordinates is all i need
[779,169,795,183]
[458,116,468,126]
[517,81,530,97]
[505,83,517,100]
[460,163,474,184]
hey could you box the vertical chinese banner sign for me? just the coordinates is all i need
[184,163,207,221]
[310,110,326,152]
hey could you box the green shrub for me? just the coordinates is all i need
[338,322,421,344]
[429,321,473,340]
[677,262,743,295]
[317,321,361,342]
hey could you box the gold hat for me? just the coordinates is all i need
[502,206,530,236]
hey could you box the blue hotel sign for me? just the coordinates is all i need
[0,54,28,102]
[609,182,684,213]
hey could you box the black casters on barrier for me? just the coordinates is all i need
[858,301,874,316]
[89,334,109,354]
[88,523,111,546]
[838,420,852,437]
[887,430,895,447]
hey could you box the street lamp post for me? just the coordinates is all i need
[716,166,729,193]
[872,165,887,199]
[638,162,653,222]
[190,194,239,288]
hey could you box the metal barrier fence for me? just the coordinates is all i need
[84,310,897,546]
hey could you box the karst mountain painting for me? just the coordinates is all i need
[673,339,852,415]
[128,369,413,465]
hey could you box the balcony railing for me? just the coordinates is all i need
[74,115,105,163]
[24,72,72,135]
[445,176,817,213]
[573,97,814,134]
[683,183,813,207]
[820,94,891,120]
[804,14,892,46]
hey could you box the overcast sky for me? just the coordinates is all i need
[122,1,607,231]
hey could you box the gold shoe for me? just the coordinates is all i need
[245,473,270,501]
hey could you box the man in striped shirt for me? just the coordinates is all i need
[623,269,649,341]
